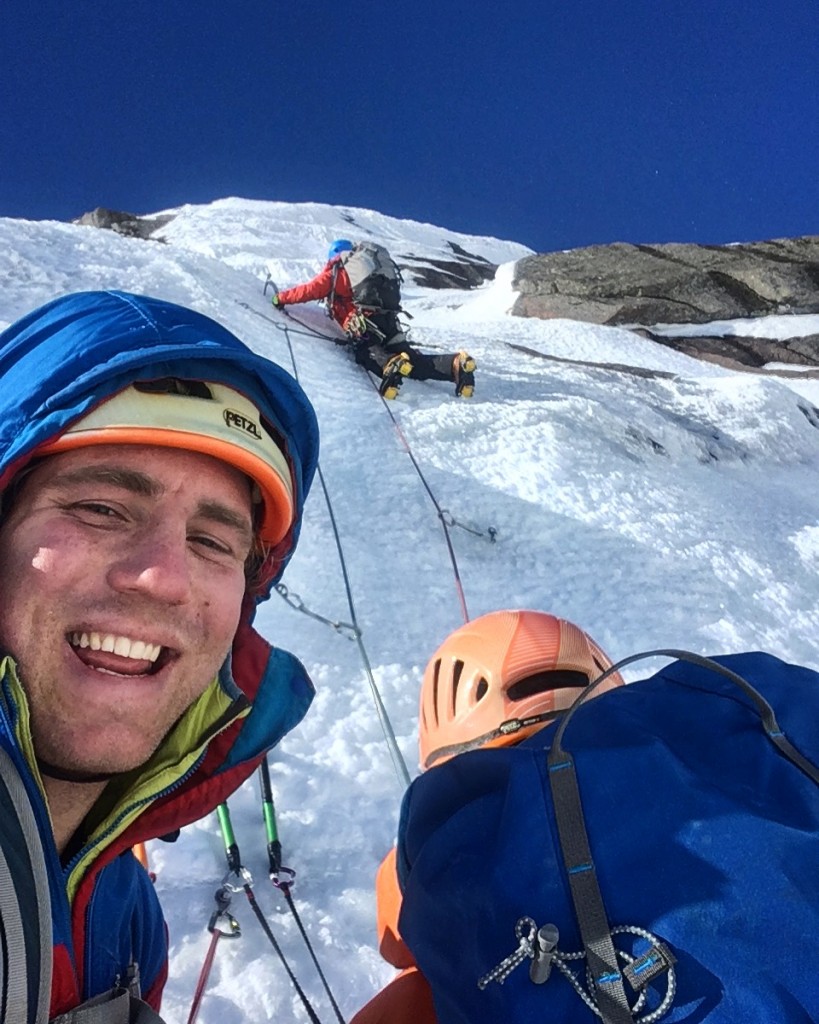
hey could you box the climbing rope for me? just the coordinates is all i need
[183,281,495,1022]
[186,886,241,1024]
[268,308,411,788]
[365,370,473,622]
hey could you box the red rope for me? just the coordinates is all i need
[186,928,222,1024]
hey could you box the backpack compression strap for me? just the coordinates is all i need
[50,988,167,1024]
[546,648,819,1024]
[546,750,634,1024]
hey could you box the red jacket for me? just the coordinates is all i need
[277,258,358,331]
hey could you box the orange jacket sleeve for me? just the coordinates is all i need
[375,846,415,969]
[349,967,437,1024]
[350,848,437,1024]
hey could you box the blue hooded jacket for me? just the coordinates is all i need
[0,291,320,1018]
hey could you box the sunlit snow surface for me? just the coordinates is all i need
[1,200,817,1022]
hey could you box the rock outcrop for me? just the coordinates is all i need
[399,241,498,290]
[73,207,175,241]
[513,237,819,326]
[636,329,819,370]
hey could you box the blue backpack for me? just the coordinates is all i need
[396,651,819,1023]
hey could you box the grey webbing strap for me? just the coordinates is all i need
[0,840,30,1021]
[327,263,340,317]
[0,746,169,1024]
[552,649,819,786]
[0,745,53,1024]
[50,989,168,1024]
[547,752,634,1024]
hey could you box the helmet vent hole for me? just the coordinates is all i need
[476,677,489,702]
[451,659,464,714]
[431,659,441,726]
[134,378,213,399]
[508,669,589,701]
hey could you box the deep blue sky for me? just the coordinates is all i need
[1,0,817,253]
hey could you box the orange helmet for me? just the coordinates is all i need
[419,610,625,769]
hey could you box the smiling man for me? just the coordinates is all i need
[0,291,319,1023]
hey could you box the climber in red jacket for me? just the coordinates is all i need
[273,239,477,399]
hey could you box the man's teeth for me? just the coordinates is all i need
[71,632,162,662]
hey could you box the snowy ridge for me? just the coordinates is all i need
[1,200,818,1023]
[150,197,533,284]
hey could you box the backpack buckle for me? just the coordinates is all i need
[622,941,676,991]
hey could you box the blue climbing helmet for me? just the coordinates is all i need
[327,238,354,260]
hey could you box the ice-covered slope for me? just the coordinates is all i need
[1,201,817,1023]
[149,196,533,286]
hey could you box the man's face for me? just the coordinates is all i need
[0,444,255,776]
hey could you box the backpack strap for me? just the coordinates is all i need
[0,744,52,1024]
[326,261,341,320]
[547,750,635,1024]
[0,745,169,1024]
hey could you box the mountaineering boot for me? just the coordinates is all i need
[379,352,413,399]
[453,350,477,398]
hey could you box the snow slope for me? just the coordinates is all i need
[1,199,817,1023]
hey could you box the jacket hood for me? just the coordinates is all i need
[0,290,320,594]
[0,292,320,952]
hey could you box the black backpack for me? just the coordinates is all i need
[339,242,403,311]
